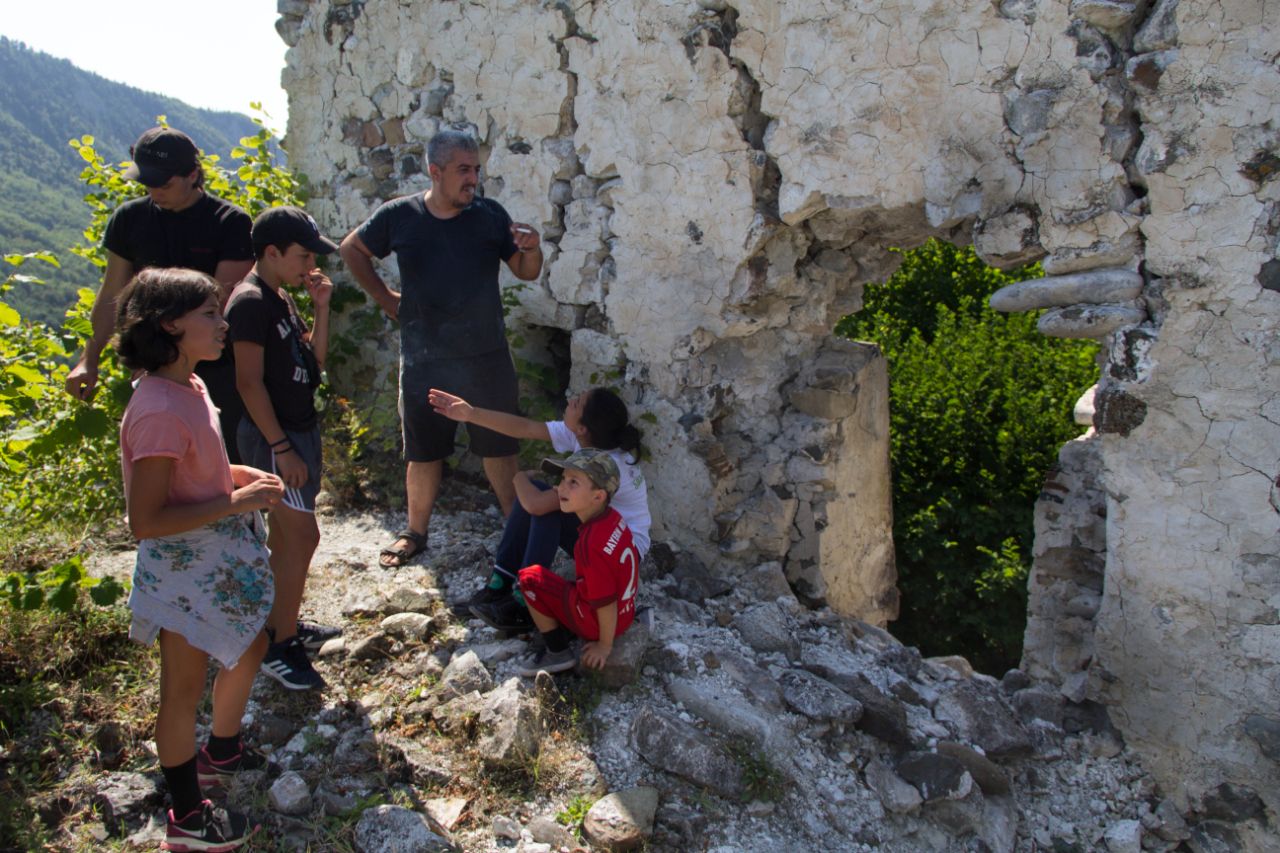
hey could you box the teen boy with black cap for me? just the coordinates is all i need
[224,207,339,692]
[513,449,641,676]
[65,127,254,463]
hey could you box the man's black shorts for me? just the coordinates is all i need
[400,347,520,462]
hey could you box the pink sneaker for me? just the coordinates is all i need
[195,741,275,790]
[161,800,257,851]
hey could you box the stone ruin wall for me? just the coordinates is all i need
[277,0,1280,823]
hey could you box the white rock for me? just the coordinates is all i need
[268,771,312,816]
[1103,819,1142,853]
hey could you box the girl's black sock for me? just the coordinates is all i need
[161,755,203,818]
[542,626,573,653]
[205,732,241,761]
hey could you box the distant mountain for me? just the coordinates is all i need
[0,37,266,325]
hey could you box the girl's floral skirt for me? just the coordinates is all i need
[127,512,274,669]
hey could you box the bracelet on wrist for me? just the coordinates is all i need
[272,445,293,456]
[269,436,291,448]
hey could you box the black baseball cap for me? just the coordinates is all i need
[252,206,339,256]
[123,127,201,187]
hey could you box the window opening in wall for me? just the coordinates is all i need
[836,239,1098,674]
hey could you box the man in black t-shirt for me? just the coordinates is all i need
[339,130,543,570]
[64,127,253,462]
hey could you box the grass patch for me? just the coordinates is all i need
[727,737,785,803]
[0,602,156,851]
[556,792,594,836]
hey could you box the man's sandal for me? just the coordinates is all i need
[379,529,427,568]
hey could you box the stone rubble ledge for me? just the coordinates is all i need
[989,269,1144,313]
[1037,304,1147,339]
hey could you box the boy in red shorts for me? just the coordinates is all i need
[515,449,640,676]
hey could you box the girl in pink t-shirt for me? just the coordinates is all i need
[115,268,284,852]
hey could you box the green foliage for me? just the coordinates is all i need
[838,240,1097,672]
[0,117,304,615]
[556,793,594,834]
[0,37,268,325]
[2,554,124,612]
[0,252,127,531]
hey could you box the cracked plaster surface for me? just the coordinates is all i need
[280,0,1278,819]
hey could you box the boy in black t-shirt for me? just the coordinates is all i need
[225,207,339,692]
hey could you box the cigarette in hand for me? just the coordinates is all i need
[515,226,535,235]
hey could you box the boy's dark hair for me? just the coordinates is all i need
[253,237,291,261]
[581,388,643,464]
[114,268,220,372]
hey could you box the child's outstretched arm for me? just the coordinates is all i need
[581,601,618,670]
[428,388,551,441]
[127,456,284,539]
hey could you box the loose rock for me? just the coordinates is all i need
[269,771,312,816]
[629,706,744,799]
[353,805,453,853]
[583,786,659,851]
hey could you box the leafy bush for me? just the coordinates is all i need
[0,115,304,610]
[837,240,1097,673]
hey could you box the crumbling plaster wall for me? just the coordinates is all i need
[277,0,1280,818]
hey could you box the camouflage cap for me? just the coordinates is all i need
[541,448,620,496]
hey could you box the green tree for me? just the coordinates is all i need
[0,115,304,611]
[837,240,1097,673]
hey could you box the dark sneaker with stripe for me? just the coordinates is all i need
[449,582,513,619]
[516,646,577,677]
[261,635,326,691]
[469,596,534,633]
[295,619,341,652]
[161,799,257,852]
[196,740,276,790]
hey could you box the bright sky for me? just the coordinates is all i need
[2,0,290,133]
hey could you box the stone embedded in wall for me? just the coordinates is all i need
[1022,435,1106,684]
[990,269,1144,311]
[1037,304,1146,338]
[1092,386,1147,436]
[973,207,1043,268]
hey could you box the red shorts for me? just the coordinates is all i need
[518,565,600,640]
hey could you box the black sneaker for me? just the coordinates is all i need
[196,740,277,790]
[260,636,326,691]
[162,799,257,851]
[449,582,514,619]
[516,646,577,677]
[469,596,534,633]
[295,619,342,652]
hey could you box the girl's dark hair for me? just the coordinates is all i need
[581,387,643,464]
[114,268,220,372]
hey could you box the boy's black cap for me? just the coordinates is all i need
[123,127,200,187]
[252,206,339,256]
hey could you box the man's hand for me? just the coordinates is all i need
[65,356,99,401]
[274,449,309,490]
[377,289,401,321]
[511,222,540,254]
[304,270,334,308]
[581,640,612,670]
[427,388,472,422]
